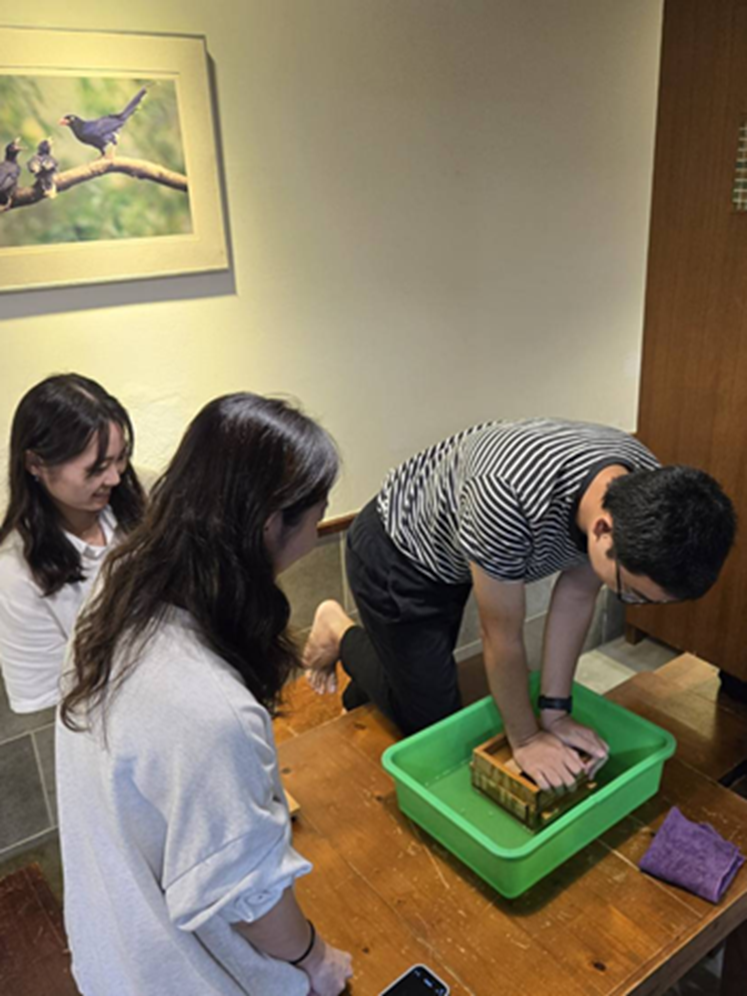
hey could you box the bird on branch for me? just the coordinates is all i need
[0,137,24,212]
[59,87,147,157]
[27,138,59,199]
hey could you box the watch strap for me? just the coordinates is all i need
[538,694,573,713]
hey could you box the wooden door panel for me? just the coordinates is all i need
[630,0,747,677]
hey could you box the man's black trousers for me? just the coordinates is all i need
[340,499,472,735]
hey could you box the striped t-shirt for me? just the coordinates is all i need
[377,418,660,585]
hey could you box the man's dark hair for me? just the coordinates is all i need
[602,466,737,600]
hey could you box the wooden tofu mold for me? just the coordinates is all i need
[471,733,597,831]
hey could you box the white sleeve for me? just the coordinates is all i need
[143,695,312,933]
[0,560,67,713]
[171,806,312,929]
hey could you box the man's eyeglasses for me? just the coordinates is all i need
[614,557,670,606]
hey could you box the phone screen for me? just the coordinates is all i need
[379,964,449,995]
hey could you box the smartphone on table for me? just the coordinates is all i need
[378,963,450,995]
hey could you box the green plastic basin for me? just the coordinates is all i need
[381,674,676,898]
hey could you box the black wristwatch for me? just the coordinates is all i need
[538,694,572,713]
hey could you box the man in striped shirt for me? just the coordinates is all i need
[304,419,736,790]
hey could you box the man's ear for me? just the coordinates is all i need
[590,515,616,559]
[590,515,614,541]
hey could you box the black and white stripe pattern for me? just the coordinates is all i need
[377,418,660,584]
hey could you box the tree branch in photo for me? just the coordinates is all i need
[7,157,188,210]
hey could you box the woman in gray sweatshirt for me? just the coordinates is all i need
[56,393,352,996]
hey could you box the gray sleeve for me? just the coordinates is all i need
[134,692,312,933]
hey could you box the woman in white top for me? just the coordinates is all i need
[0,374,145,713]
[57,393,353,996]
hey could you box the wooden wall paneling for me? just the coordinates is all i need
[630,0,747,678]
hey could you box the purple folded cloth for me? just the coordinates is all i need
[639,806,745,903]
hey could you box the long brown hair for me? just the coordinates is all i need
[0,373,145,596]
[61,393,339,730]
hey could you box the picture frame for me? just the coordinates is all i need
[0,25,228,294]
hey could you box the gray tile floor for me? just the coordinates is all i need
[575,634,681,692]
[0,829,63,901]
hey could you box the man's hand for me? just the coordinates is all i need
[539,713,609,777]
[511,730,589,791]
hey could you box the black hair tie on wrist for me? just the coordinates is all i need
[538,694,573,713]
[289,919,316,965]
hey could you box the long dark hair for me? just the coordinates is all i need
[61,393,339,730]
[0,374,145,596]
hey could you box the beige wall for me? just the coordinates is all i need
[0,0,663,515]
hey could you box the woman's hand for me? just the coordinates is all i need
[234,888,352,993]
[301,935,353,996]
[539,713,609,777]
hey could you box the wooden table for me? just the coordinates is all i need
[280,655,747,995]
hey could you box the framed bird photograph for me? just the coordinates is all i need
[0,26,228,293]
